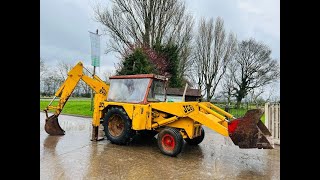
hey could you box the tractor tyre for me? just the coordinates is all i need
[157,128,183,157]
[103,107,134,145]
[185,127,205,145]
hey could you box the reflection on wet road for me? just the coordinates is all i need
[40,113,280,180]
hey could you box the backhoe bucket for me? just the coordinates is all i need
[228,109,274,149]
[45,115,65,135]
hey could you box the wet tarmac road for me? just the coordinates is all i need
[40,113,280,180]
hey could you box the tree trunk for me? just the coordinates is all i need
[206,85,211,102]
[236,101,241,109]
[236,96,242,109]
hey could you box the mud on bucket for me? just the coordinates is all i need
[45,115,65,135]
[228,109,274,149]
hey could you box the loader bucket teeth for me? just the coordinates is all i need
[45,115,65,135]
[228,109,274,149]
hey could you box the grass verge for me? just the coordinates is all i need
[40,99,93,117]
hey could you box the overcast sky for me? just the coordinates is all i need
[40,0,279,98]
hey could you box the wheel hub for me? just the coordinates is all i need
[108,114,125,137]
[162,134,175,150]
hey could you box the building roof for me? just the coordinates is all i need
[167,88,201,97]
[109,74,167,81]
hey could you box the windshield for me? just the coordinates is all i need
[107,78,150,103]
[147,80,166,102]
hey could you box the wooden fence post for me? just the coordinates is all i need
[264,103,269,128]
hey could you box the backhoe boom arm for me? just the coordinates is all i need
[44,62,109,136]
[45,62,109,117]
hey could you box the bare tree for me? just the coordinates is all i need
[40,58,44,72]
[94,0,194,81]
[102,71,114,84]
[40,58,46,96]
[56,61,83,97]
[43,76,54,96]
[193,17,237,101]
[230,39,280,108]
[57,61,73,81]
[169,12,193,80]
[41,61,94,97]
[42,69,61,96]
[264,82,280,103]
[95,0,193,53]
[178,34,193,82]
[40,58,46,77]
[248,87,265,108]
[221,73,236,105]
[191,55,205,94]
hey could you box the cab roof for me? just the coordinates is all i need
[109,74,167,81]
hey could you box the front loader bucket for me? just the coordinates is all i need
[228,109,273,149]
[45,115,65,135]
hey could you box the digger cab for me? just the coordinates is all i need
[107,74,167,104]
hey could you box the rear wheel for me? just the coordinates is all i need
[185,127,205,145]
[157,128,183,157]
[103,107,134,145]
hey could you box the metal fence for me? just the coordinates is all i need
[264,103,280,145]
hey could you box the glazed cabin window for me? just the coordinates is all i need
[147,80,166,102]
[107,78,150,103]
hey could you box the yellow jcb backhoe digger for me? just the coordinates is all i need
[44,62,273,156]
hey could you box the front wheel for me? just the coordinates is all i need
[185,127,205,145]
[157,128,183,157]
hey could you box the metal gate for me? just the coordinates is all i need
[264,103,280,145]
